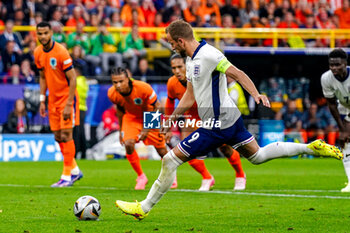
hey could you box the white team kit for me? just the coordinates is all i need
[178,41,254,158]
[321,66,350,192]
[185,41,241,129]
[321,66,350,118]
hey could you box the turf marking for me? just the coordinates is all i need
[1,184,349,200]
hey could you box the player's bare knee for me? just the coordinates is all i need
[53,132,61,142]
[125,141,135,154]
[219,145,232,157]
[156,147,168,158]
[60,133,71,142]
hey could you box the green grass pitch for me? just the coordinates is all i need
[0,158,349,233]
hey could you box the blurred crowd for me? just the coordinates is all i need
[258,74,338,144]
[0,0,350,83]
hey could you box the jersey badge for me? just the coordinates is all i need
[50,58,57,70]
[134,98,143,105]
[194,65,200,77]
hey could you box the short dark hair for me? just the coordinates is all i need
[170,53,185,63]
[111,67,129,78]
[165,19,194,41]
[36,21,51,30]
[329,48,348,60]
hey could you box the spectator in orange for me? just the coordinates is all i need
[274,0,294,22]
[120,0,145,25]
[147,13,168,41]
[200,0,222,26]
[65,6,86,26]
[183,0,202,25]
[278,11,299,28]
[316,7,336,29]
[141,0,157,26]
[294,1,313,25]
[242,15,265,46]
[334,0,350,28]
[124,9,147,27]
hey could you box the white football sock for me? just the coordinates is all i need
[140,150,183,213]
[342,143,350,183]
[248,142,312,164]
[61,175,71,181]
[71,166,80,175]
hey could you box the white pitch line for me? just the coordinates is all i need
[0,183,349,199]
[174,189,350,200]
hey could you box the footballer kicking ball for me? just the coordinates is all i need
[74,195,101,220]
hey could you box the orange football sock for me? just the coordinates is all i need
[126,150,143,176]
[72,158,77,169]
[60,140,76,176]
[227,150,245,177]
[188,159,212,179]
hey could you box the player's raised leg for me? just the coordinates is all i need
[239,139,342,165]
[219,145,246,190]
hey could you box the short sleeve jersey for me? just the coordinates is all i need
[34,41,73,106]
[321,67,350,109]
[167,75,200,120]
[108,80,157,121]
[185,40,241,129]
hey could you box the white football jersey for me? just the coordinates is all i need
[186,41,241,129]
[321,66,350,110]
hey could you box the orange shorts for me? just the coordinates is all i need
[121,115,165,149]
[48,100,80,131]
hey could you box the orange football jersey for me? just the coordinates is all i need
[108,80,158,121]
[167,76,200,119]
[34,41,74,107]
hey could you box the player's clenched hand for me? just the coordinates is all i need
[39,102,47,117]
[254,94,270,108]
[165,132,173,144]
[63,104,72,121]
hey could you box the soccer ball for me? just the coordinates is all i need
[73,195,101,220]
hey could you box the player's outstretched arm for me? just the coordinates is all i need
[225,65,270,108]
[39,70,47,117]
[63,68,77,120]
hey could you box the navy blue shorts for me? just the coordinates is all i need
[177,117,254,158]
